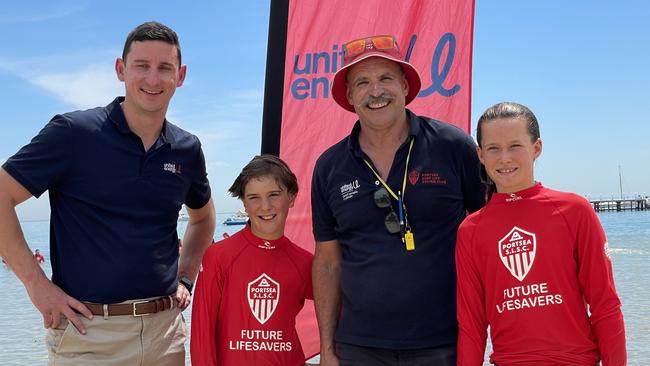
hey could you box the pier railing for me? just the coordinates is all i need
[590,198,649,212]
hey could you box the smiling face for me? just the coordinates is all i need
[242,175,296,241]
[346,57,409,132]
[478,117,542,194]
[115,40,186,118]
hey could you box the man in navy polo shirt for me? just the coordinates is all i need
[311,35,485,366]
[0,22,215,365]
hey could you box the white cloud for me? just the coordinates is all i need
[0,3,88,23]
[29,65,122,110]
[0,53,122,110]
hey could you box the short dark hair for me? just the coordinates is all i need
[229,155,299,199]
[122,21,182,65]
[476,102,540,201]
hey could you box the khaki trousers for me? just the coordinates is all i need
[46,298,187,366]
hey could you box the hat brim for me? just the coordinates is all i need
[331,52,422,113]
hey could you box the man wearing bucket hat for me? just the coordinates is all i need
[311,35,485,365]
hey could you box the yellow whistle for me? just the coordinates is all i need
[405,231,415,251]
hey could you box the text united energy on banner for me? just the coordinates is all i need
[275,0,475,358]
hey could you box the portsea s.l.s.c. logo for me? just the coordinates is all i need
[408,170,420,185]
[498,226,536,281]
[247,273,280,325]
[408,170,447,186]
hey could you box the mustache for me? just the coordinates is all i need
[363,94,394,106]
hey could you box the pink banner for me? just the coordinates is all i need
[279,0,475,358]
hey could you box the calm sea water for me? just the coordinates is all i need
[1,211,648,365]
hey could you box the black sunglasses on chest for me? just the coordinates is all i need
[373,187,400,234]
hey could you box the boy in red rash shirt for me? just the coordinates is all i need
[191,155,313,366]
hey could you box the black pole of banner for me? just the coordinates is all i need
[260,0,289,156]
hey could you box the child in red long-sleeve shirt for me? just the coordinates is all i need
[456,102,626,366]
[191,155,313,366]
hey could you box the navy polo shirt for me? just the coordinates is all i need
[3,97,211,303]
[311,109,485,349]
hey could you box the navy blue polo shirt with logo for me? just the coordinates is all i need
[3,97,211,303]
[311,109,485,349]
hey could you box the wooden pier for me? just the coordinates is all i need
[590,198,650,212]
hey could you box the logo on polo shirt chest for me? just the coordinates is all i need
[163,162,182,174]
[339,179,360,201]
[247,273,280,324]
[498,226,536,281]
[408,170,447,185]
[408,170,420,185]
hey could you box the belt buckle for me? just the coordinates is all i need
[132,300,150,317]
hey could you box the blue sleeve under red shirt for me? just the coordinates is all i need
[190,225,313,366]
[2,97,211,303]
[456,183,626,366]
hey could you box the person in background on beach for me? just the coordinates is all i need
[33,249,45,264]
[311,34,485,366]
[191,154,313,365]
[456,102,626,365]
[0,21,215,365]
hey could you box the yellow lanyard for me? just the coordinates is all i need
[363,137,417,251]
[362,137,414,201]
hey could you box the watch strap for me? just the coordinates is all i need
[178,276,194,294]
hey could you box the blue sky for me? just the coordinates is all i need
[1,1,648,220]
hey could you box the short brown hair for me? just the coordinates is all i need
[228,155,299,199]
[122,21,181,65]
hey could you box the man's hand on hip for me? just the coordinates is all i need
[27,276,92,334]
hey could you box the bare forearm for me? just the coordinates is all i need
[0,190,47,291]
[313,254,341,354]
[178,201,215,280]
[0,169,92,331]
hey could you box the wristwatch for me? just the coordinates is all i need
[178,276,194,294]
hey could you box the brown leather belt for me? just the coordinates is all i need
[83,296,174,317]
